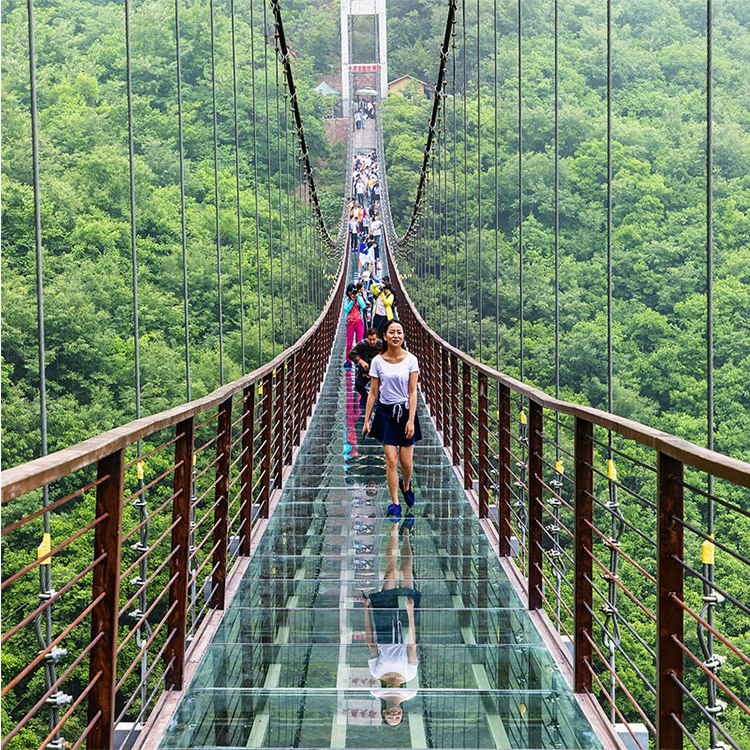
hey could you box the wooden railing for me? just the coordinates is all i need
[1,253,347,750]
[387,244,750,750]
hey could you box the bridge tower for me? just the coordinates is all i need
[340,0,387,117]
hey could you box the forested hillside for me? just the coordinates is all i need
[383,0,750,464]
[1,0,343,469]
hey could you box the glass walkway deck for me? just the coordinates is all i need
[158,298,603,749]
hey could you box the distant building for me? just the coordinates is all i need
[387,75,433,100]
[314,75,342,117]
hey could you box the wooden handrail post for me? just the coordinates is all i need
[87,448,125,750]
[167,417,194,689]
[434,341,443,435]
[657,452,684,749]
[211,397,232,610]
[477,372,489,519]
[451,353,460,466]
[260,373,273,518]
[285,355,295,464]
[441,348,450,447]
[574,417,593,692]
[462,362,472,490]
[528,399,544,609]
[499,384,512,555]
[239,385,255,556]
[273,366,285,490]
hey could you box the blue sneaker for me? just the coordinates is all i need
[400,512,415,537]
[399,478,416,508]
[386,503,402,521]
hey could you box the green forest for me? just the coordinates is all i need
[1,0,344,470]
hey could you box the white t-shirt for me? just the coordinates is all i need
[368,644,418,682]
[369,353,419,405]
[371,219,382,236]
[349,218,359,233]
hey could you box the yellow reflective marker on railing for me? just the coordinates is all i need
[607,459,617,482]
[519,411,527,426]
[555,459,564,475]
[702,537,715,565]
[37,533,51,565]
[136,461,145,480]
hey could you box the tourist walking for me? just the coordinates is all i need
[362,319,421,517]
[344,283,367,367]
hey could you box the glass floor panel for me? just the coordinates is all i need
[159,290,601,749]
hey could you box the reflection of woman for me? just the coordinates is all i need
[362,522,420,726]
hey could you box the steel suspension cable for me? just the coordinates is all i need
[462,0,469,351]
[230,0,246,375]
[209,0,224,383]
[453,20,459,348]
[262,0,276,358]
[174,0,191,400]
[250,0,263,365]
[494,0,499,368]
[554,0,559,447]
[517,0,524,383]
[26,0,60,741]
[703,1,719,743]
[125,0,151,718]
[476,0,482,359]
[274,28,285,350]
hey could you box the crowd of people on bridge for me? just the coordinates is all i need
[344,150,421,525]
[343,146,423,729]
[353,100,375,130]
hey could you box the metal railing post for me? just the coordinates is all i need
[434,341,443,434]
[451,353,460,466]
[574,417,593,692]
[211,397,232,609]
[239,385,255,556]
[528,399,544,609]
[499,384,512,556]
[285,355,295,465]
[441,348,450,447]
[478,372,489,518]
[87,448,125,750]
[657,451,684,749]
[273,366,285,489]
[166,417,194,689]
[260,373,273,518]
[462,362,472,490]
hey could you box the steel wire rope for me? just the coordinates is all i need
[250,0,263,365]
[452,17,459,348]
[517,0,523,384]
[174,0,191,399]
[494,0,499,369]
[476,0,482,359]
[602,0,625,723]
[702,1,719,742]
[284,85,293,343]
[209,0,225,383]
[230,0,246,374]
[262,0,276,357]
[274,26,286,350]
[124,0,151,720]
[26,0,60,741]
[462,0,469,351]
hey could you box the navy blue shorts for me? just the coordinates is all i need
[369,586,422,642]
[370,402,422,447]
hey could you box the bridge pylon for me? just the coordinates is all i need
[340,0,387,117]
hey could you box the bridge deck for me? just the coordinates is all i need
[156,292,603,749]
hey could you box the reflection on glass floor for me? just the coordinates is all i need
[159,306,602,749]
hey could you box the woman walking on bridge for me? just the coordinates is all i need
[362,319,421,517]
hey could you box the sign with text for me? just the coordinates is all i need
[349,64,381,72]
